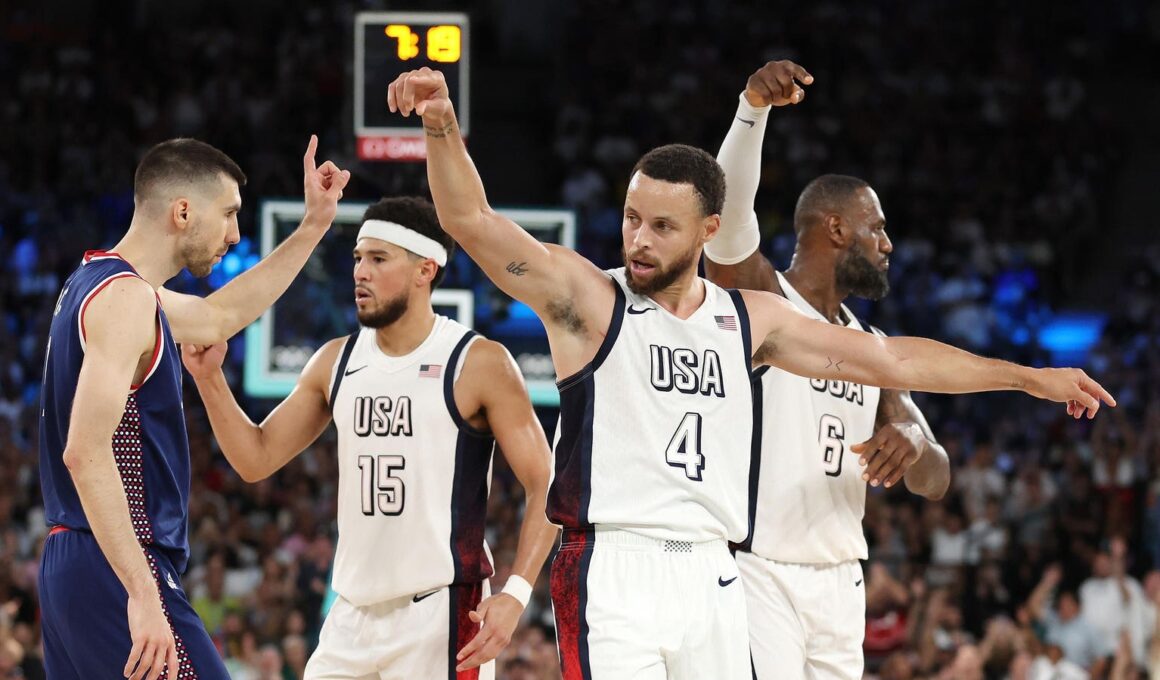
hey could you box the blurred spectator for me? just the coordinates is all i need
[1078,538,1153,665]
[1027,566,1103,669]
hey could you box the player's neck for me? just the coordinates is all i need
[783,259,846,324]
[373,303,437,357]
[110,224,182,288]
[647,270,706,319]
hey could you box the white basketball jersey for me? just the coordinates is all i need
[741,272,881,563]
[547,268,756,543]
[328,316,495,606]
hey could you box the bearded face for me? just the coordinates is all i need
[835,239,890,300]
[180,216,225,278]
[356,287,411,329]
[622,239,701,296]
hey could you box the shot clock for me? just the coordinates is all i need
[354,12,469,161]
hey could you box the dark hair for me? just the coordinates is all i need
[361,196,457,289]
[792,174,871,234]
[631,144,726,217]
[134,138,246,202]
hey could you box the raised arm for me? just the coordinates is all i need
[182,339,339,482]
[159,136,350,345]
[703,60,812,291]
[63,278,180,678]
[453,340,558,671]
[1026,564,1062,621]
[388,68,610,323]
[745,290,1116,418]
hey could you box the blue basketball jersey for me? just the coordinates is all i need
[39,251,192,571]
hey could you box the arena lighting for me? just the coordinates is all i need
[1037,312,1106,365]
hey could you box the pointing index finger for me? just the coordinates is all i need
[303,135,318,174]
[1085,376,1116,407]
[792,63,814,85]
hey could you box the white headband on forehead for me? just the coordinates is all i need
[357,219,448,266]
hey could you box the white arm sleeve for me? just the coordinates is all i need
[704,93,772,265]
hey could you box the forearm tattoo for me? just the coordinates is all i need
[506,261,529,276]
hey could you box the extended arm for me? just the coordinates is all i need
[455,340,558,671]
[64,278,180,678]
[746,290,1115,416]
[183,339,339,482]
[160,136,350,345]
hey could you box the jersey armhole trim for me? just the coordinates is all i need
[77,271,163,393]
[555,277,625,392]
[128,314,164,393]
[77,272,142,352]
[327,334,359,414]
[443,330,492,438]
[727,288,753,365]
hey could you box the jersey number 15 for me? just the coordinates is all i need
[358,455,406,515]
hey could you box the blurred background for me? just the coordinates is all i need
[2,0,1160,678]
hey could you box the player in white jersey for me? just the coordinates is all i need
[702,60,952,679]
[182,197,558,680]
[387,67,1114,680]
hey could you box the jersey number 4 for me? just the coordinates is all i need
[357,455,406,516]
[666,412,705,481]
[819,414,846,477]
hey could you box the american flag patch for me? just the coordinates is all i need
[714,315,737,331]
[419,364,442,378]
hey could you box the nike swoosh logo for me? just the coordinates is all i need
[412,589,440,603]
[854,579,863,586]
[344,365,367,376]
[718,576,738,587]
[627,305,654,315]
[736,117,755,128]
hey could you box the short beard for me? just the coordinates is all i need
[357,292,410,329]
[180,225,217,278]
[835,242,889,300]
[622,245,699,296]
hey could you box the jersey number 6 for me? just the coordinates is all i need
[819,414,845,477]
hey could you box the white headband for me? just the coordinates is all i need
[357,219,448,266]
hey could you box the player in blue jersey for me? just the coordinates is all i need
[38,136,349,680]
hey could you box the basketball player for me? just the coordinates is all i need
[702,60,949,679]
[182,196,557,680]
[39,136,350,680]
[387,67,1113,679]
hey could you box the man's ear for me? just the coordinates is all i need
[702,214,721,244]
[826,213,849,247]
[172,198,192,232]
[416,258,439,288]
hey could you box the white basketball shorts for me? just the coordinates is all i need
[305,580,495,680]
[737,552,865,680]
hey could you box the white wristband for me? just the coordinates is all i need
[501,574,533,608]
